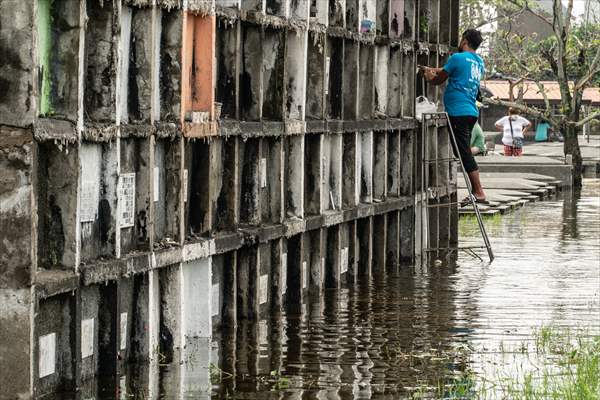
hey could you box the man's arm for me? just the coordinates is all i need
[422,67,449,86]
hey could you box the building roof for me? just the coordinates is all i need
[482,80,600,106]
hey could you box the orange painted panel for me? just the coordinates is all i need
[192,15,215,117]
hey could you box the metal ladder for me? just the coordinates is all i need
[418,111,494,263]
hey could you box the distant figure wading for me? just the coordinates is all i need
[420,29,488,205]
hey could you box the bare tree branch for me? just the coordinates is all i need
[575,111,600,127]
[575,46,600,90]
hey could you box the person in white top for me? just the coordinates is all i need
[495,108,531,156]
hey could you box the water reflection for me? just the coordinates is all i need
[115,180,599,399]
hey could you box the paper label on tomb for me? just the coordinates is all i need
[120,312,128,350]
[259,275,268,304]
[39,333,56,378]
[80,180,99,223]
[302,261,308,289]
[325,57,330,95]
[341,247,349,273]
[119,375,127,400]
[183,169,189,203]
[81,318,95,358]
[212,283,220,316]
[118,173,136,228]
[281,253,287,294]
[260,158,267,188]
[153,167,159,202]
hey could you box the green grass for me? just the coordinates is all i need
[410,326,600,399]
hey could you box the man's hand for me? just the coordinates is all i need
[419,66,447,85]
[423,67,437,82]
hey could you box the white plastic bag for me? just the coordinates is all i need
[415,96,438,121]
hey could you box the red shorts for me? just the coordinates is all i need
[504,145,523,156]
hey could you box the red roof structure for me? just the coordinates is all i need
[481,80,600,106]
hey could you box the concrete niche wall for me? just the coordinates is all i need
[185,139,211,238]
[239,138,261,226]
[153,139,182,246]
[260,137,284,224]
[387,46,403,118]
[119,138,152,254]
[37,0,81,120]
[240,23,262,121]
[285,30,307,121]
[374,46,389,117]
[160,9,183,122]
[37,142,79,271]
[321,133,343,212]
[284,135,304,219]
[326,37,344,120]
[305,32,326,120]
[215,18,238,120]
[79,142,119,263]
[212,137,239,232]
[263,28,286,121]
[358,44,375,120]
[85,0,118,123]
[304,134,322,216]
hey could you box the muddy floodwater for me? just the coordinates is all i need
[138,180,600,399]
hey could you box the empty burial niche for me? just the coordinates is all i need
[376,0,388,35]
[260,137,283,224]
[403,0,415,39]
[329,0,345,27]
[119,138,151,254]
[374,46,389,117]
[387,46,402,118]
[326,37,344,120]
[241,0,264,12]
[417,0,431,42]
[373,131,387,201]
[37,0,80,119]
[429,0,439,43]
[305,32,325,120]
[304,134,322,216]
[79,286,100,383]
[182,12,215,123]
[400,130,414,196]
[438,0,450,44]
[79,143,118,263]
[321,134,343,212]
[35,294,74,395]
[285,30,307,121]
[345,0,359,31]
[310,0,328,23]
[359,44,375,120]
[284,135,304,218]
[262,28,285,121]
[450,0,459,46]
[303,229,323,291]
[401,50,415,117]
[290,0,310,20]
[236,245,260,320]
[160,10,183,122]
[215,18,238,120]
[212,137,238,233]
[342,133,359,208]
[386,210,400,268]
[120,6,154,124]
[359,131,374,203]
[211,251,237,331]
[343,40,359,120]
[356,217,373,276]
[240,23,262,121]
[239,138,260,226]
[387,130,401,197]
[185,139,211,238]
[372,214,386,271]
[325,225,341,288]
[285,234,305,307]
[37,142,78,270]
[84,0,117,122]
[154,139,181,247]
[266,0,286,15]
[389,0,404,38]
[416,53,429,99]
[400,206,414,263]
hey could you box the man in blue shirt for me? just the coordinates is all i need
[420,29,487,204]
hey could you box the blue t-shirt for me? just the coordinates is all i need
[443,52,485,117]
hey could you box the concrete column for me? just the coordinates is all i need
[236,246,259,320]
[304,229,325,292]
[285,135,305,218]
[402,49,415,118]
[304,134,323,216]
[374,46,389,116]
[387,130,401,197]
[260,137,283,224]
[181,258,213,339]
[388,46,402,118]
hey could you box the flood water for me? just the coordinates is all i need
[151,180,600,399]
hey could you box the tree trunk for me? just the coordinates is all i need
[564,124,583,188]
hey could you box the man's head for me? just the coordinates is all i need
[459,29,483,52]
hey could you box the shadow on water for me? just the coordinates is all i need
[92,180,599,399]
